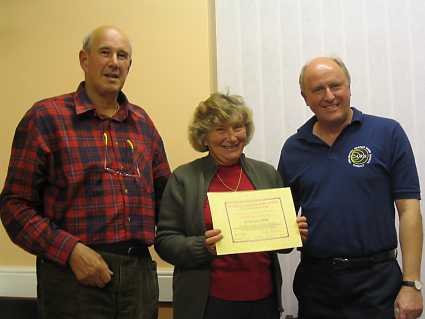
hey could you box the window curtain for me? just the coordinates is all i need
[215,0,425,316]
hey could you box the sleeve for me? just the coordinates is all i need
[154,173,213,269]
[277,145,290,187]
[272,166,284,188]
[277,144,301,212]
[150,125,171,217]
[0,107,79,265]
[390,123,421,200]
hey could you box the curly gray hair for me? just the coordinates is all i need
[188,93,255,152]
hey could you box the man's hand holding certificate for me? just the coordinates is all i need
[207,187,303,255]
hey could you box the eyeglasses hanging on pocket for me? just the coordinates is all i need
[103,132,141,178]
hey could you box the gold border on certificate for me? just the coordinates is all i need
[207,187,302,255]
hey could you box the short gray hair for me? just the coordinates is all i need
[81,26,132,57]
[188,93,255,152]
[299,56,351,92]
[82,33,92,52]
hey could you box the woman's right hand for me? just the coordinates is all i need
[204,229,223,255]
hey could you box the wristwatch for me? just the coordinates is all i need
[401,280,423,291]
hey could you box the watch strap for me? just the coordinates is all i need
[401,280,422,291]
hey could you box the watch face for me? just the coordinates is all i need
[414,280,423,290]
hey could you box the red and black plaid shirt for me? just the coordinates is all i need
[0,82,170,265]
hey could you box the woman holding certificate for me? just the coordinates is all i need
[155,93,308,319]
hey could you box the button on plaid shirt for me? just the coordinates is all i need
[0,83,170,265]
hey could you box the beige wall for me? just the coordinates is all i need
[0,0,216,267]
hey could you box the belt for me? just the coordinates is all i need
[89,241,149,257]
[301,249,397,269]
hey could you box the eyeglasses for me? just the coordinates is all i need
[103,132,141,178]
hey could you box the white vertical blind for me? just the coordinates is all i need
[216,0,425,317]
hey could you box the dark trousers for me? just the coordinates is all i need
[36,251,158,319]
[294,258,402,319]
[203,295,280,319]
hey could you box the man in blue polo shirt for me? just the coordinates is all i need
[278,56,423,319]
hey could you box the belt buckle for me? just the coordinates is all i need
[127,247,134,255]
[332,257,350,266]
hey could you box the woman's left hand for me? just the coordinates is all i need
[204,229,223,255]
[297,216,308,242]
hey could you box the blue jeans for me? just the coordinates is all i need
[36,251,158,319]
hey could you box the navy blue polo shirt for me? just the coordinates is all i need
[278,108,420,258]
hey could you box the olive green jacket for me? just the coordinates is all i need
[155,154,284,319]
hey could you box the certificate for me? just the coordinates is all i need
[207,187,302,255]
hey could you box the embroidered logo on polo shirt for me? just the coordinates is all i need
[348,146,372,167]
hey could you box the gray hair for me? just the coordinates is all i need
[188,93,255,152]
[82,26,132,57]
[82,33,92,52]
[299,56,351,92]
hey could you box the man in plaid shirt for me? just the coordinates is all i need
[0,25,170,319]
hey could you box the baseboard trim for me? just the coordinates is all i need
[0,266,173,302]
[157,268,173,302]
